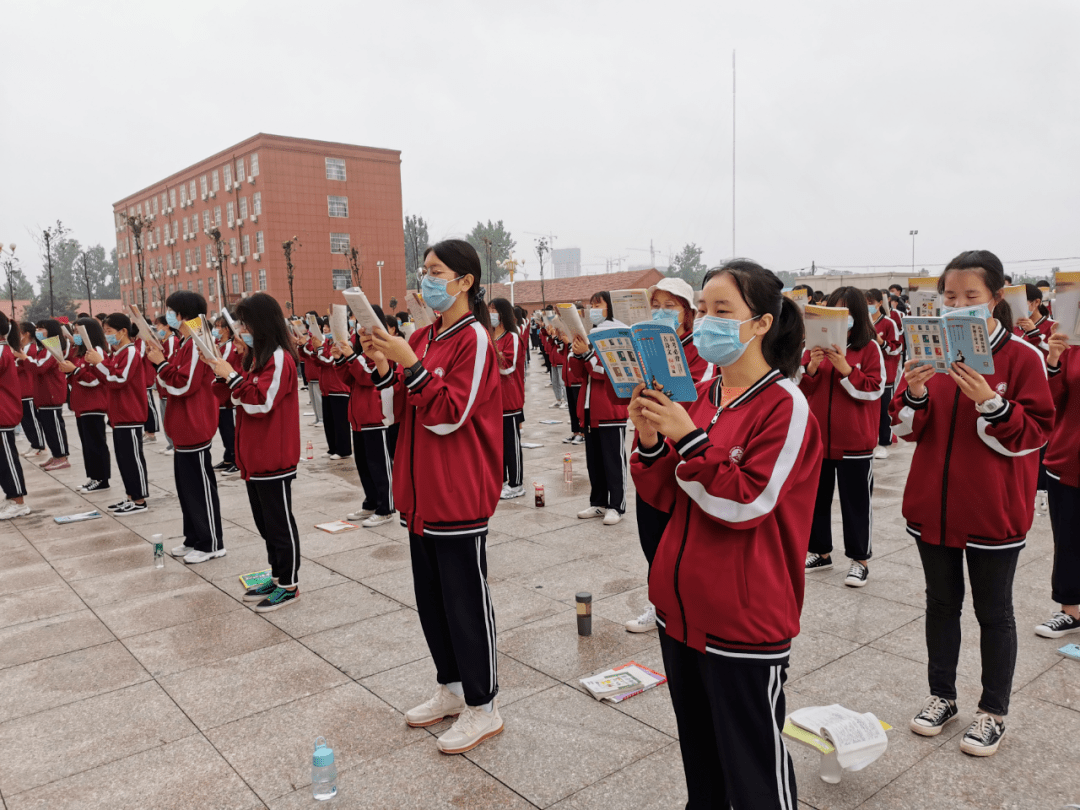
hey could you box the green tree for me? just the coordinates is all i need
[776,270,797,287]
[403,214,429,276]
[665,243,707,288]
[26,227,80,321]
[466,220,516,284]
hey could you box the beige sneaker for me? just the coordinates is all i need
[405,685,467,728]
[603,509,622,526]
[436,701,504,754]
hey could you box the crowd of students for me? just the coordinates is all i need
[2,243,1077,807]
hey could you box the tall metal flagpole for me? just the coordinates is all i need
[732,49,736,257]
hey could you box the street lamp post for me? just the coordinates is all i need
[909,230,918,274]
[1,244,16,318]
[376,260,385,309]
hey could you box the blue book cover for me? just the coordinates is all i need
[903,314,995,375]
[587,323,697,401]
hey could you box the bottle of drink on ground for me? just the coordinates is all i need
[563,453,573,484]
[152,534,164,569]
[306,440,314,460]
[311,736,337,801]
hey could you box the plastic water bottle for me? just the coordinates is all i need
[152,534,164,569]
[563,454,573,484]
[306,440,314,461]
[311,736,337,800]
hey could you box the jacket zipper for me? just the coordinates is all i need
[939,389,961,545]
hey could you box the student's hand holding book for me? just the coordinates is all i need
[824,344,852,376]
[208,357,235,379]
[902,358,935,399]
[58,360,76,373]
[628,384,660,448]
[571,335,590,356]
[336,340,354,358]
[633,383,697,443]
[146,347,165,366]
[368,325,417,368]
[948,362,995,405]
[805,347,826,375]
[1047,323,1069,368]
[84,349,104,365]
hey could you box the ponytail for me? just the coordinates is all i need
[993,300,1014,334]
[766,297,805,379]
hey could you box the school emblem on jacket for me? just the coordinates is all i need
[995,382,1007,395]
[729,446,745,464]
[433,367,445,377]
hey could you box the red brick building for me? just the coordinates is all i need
[481,268,666,314]
[113,134,405,318]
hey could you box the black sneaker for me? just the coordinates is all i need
[212,461,230,471]
[1035,611,1080,639]
[243,580,277,602]
[909,695,958,737]
[107,500,131,511]
[82,480,110,492]
[252,586,299,613]
[562,435,576,444]
[844,561,869,588]
[805,553,833,572]
[220,464,239,475]
[959,712,1005,757]
[114,500,148,514]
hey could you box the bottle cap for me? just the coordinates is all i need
[575,592,592,604]
[313,736,334,767]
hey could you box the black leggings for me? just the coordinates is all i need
[21,399,44,450]
[321,395,352,457]
[217,407,235,464]
[878,384,894,447]
[352,428,394,516]
[76,414,111,482]
[503,412,523,489]
[37,406,69,459]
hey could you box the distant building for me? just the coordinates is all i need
[112,133,406,318]
[552,247,582,279]
[0,299,123,321]
[793,272,913,294]
[484,267,665,312]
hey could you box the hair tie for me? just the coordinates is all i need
[475,286,486,302]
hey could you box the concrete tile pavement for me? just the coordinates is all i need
[0,350,1077,808]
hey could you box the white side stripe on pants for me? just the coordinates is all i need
[197,448,221,551]
[282,480,299,585]
[380,431,394,513]
[768,665,794,810]
[132,428,148,498]
[475,537,497,695]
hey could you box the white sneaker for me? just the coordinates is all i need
[549,401,564,409]
[626,604,657,633]
[405,684,467,728]
[328,453,344,460]
[171,544,196,557]
[361,513,395,528]
[0,502,31,520]
[161,447,174,456]
[874,447,890,460]
[22,448,44,459]
[577,506,605,520]
[603,509,622,526]
[1035,490,1048,517]
[436,701,504,754]
[500,485,525,500]
[347,508,376,521]
[183,548,227,564]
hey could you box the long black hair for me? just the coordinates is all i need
[826,286,875,350]
[166,290,208,322]
[104,312,135,343]
[2,313,19,347]
[19,321,36,348]
[235,293,298,372]
[866,288,885,317]
[489,297,518,335]
[74,317,107,356]
[589,290,614,322]
[424,239,491,337]
[938,250,1013,333]
[37,319,69,352]
[702,259,805,379]
[1025,283,1049,318]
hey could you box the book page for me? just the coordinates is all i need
[908,289,941,317]
[904,319,949,373]
[40,336,65,362]
[803,305,849,352]
[555,303,589,342]
[587,328,645,398]
[330,304,350,344]
[629,322,698,402]
[128,304,163,352]
[1002,285,1029,325]
[783,288,808,313]
[609,289,650,327]
[789,705,888,771]
[76,324,93,350]
[1054,271,1080,346]
[941,314,993,374]
[406,292,436,328]
[342,288,385,332]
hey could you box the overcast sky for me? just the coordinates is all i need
[2,0,1078,285]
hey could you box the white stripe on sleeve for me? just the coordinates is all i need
[839,342,886,402]
[239,347,283,415]
[425,323,488,436]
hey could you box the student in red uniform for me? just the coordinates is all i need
[209,293,301,612]
[312,321,352,460]
[626,277,710,633]
[150,292,225,564]
[27,319,72,471]
[300,316,325,428]
[87,313,150,513]
[333,303,397,528]
[891,250,1053,756]
[151,314,179,456]
[800,286,884,587]
[1016,283,1053,354]
[1034,325,1080,639]
[15,322,46,459]
[559,309,586,446]
[569,290,630,526]
[867,288,903,459]
[489,297,526,500]
[59,318,112,492]
[0,314,30,520]
[210,313,241,474]
[630,259,821,809]
[361,239,503,755]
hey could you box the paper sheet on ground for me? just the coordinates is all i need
[789,705,888,771]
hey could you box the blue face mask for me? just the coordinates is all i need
[589,308,605,325]
[106,334,119,347]
[695,315,759,367]
[847,315,854,330]
[943,302,993,321]
[651,309,680,330]
[36,331,46,341]
[349,319,356,330]
[157,329,168,340]
[867,304,878,316]
[490,313,500,327]
[211,329,221,340]
[166,311,181,330]
[241,333,254,347]
[73,335,84,346]
[420,273,462,312]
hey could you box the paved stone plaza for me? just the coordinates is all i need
[1,353,1078,809]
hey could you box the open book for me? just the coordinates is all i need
[803,305,850,352]
[1058,643,1080,662]
[580,662,666,703]
[609,289,651,327]
[555,303,589,342]
[330,304,350,344]
[128,304,164,352]
[342,287,385,332]
[75,324,94,351]
[908,277,941,317]
[238,569,272,589]
[587,323,696,401]
[783,287,809,312]
[185,317,222,362]
[314,520,358,534]
[54,511,103,524]
[904,313,994,375]
[1054,271,1080,346]
[788,705,888,771]
[407,291,436,328]
[40,335,66,362]
[1002,284,1029,324]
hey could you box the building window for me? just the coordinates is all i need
[166,254,173,272]
[203,210,211,231]
[244,270,252,292]
[155,226,161,245]
[194,246,202,265]
[136,203,143,217]
[169,283,175,295]
[191,214,199,234]
[157,257,163,275]
[232,274,240,294]
[223,164,232,188]
[212,170,219,192]
[184,249,191,268]
[229,237,237,258]
[200,175,208,197]
[182,219,189,239]
[325,158,346,180]
[256,231,264,254]
[236,158,244,182]
[180,186,187,206]
[208,278,216,299]
[214,206,222,227]
[252,192,262,215]
[250,153,259,176]
[332,269,350,290]
[169,189,176,209]
[189,180,196,201]
[239,197,248,220]
[328,196,348,217]
[172,222,178,240]
[330,233,350,253]
[258,268,267,290]
[152,198,159,217]
[242,234,250,256]
[198,279,204,296]
[226,202,235,225]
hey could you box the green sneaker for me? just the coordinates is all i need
[242,580,277,602]
[252,586,299,613]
